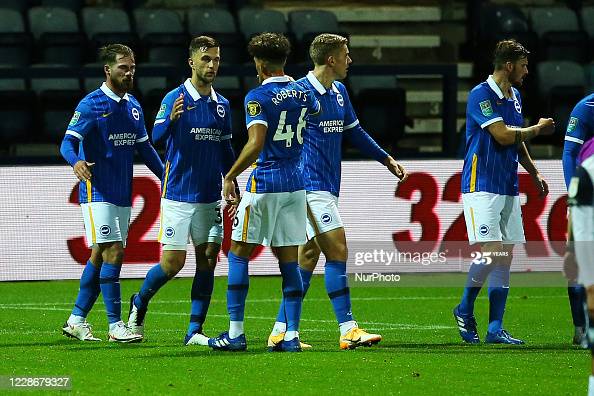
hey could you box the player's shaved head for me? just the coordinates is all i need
[247,32,290,69]
[493,39,529,70]
[99,44,134,66]
[190,35,219,57]
[309,33,348,66]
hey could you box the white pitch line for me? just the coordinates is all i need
[0,306,453,330]
[0,294,566,308]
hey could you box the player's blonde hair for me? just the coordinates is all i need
[309,34,348,66]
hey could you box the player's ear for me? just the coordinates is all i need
[188,58,194,70]
[104,64,110,76]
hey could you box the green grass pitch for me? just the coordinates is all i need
[0,273,588,395]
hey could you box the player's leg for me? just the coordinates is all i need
[455,192,505,343]
[129,199,192,338]
[271,234,320,339]
[585,285,594,395]
[62,245,103,341]
[186,201,222,343]
[209,193,260,351]
[484,195,524,344]
[569,282,587,345]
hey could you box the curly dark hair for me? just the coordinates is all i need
[247,32,290,65]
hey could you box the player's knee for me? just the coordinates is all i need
[201,244,220,271]
[102,244,124,264]
[161,254,185,277]
[299,244,321,271]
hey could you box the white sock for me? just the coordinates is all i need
[271,321,287,336]
[588,375,594,396]
[339,320,357,336]
[229,321,244,338]
[68,314,85,325]
[284,331,298,341]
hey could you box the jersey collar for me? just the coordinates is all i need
[486,75,517,101]
[262,75,292,85]
[100,82,129,102]
[183,78,218,102]
[306,71,339,95]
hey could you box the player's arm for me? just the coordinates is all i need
[486,118,554,146]
[518,142,548,197]
[223,123,266,203]
[152,92,183,144]
[135,107,164,179]
[563,107,591,188]
[62,102,95,181]
[220,109,241,199]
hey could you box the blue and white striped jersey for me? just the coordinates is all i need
[461,76,524,196]
[244,75,320,193]
[563,94,594,186]
[297,72,387,197]
[66,83,148,206]
[153,79,232,203]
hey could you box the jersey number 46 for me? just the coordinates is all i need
[273,107,307,148]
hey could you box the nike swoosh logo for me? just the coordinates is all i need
[101,112,112,118]
[187,105,196,110]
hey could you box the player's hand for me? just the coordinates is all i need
[73,160,94,182]
[532,172,549,197]
[563,250,578,282]
[385,156,409,183]
[170,93,184,122]
[536,118,555,136]
[223,177,240,206]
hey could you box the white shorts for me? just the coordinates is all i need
[572,206,594,286]
[305,190,344,239]
[231,190,306,247]
[462,192,525,244]
[158,198,223,249]
[81,202,131,248]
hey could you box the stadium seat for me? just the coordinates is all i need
[0,8,32,66]
[585,63,594,93]
[0,0,30,13]
[530,7,588,62]
[0,71,35,145]
[537,61,585,140]
[133,8,188,66]
[28,7,86,65]
[187,7,245,64]
[41,0,83,13]
[133,63,178,128]
[82,8,138,58]
[30,64,83,142]
[81,62,105,93]
[238,8,288,39]
[348,75,398,96]
[288,10,344,61]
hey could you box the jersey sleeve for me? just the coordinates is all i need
[245,91,268,129]
[152,90,178,143]
[135,106,149,143]
[306,89,321,116]
[565,102,594,146]
[340,85,359,131]
[221,101,232,141]
[467,88,503,130]
[65,100,94,140]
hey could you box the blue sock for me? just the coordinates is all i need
[568,284,586,327]
[134,264,170,310]
[187,269,214,336]
[279,262,304,333]
[325,260,353,324]
[99,262,123,324]
[275,267,313,323]
[227,252,249,321]
[487,265,510,333]
[72,260,101,318]
[459,261,494,316]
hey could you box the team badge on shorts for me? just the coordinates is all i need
[479,224,490,236]
[100,225,111,236]
[216,104,225,117]
[320,213,332,224]
[165,227,175,238]
[247,101,261,117]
